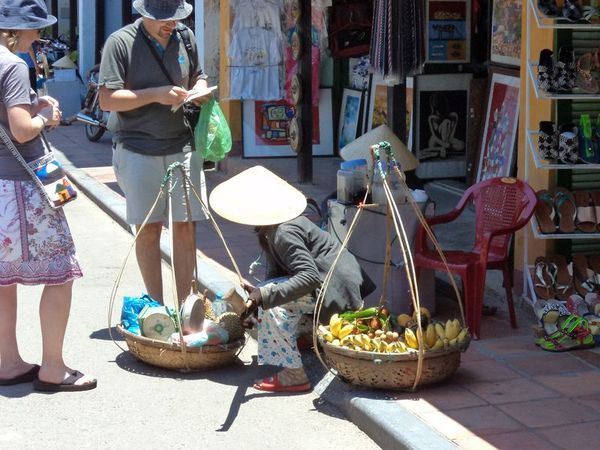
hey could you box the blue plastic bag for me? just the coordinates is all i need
[121,294,161,335]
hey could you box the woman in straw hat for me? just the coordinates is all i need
[0,0,96,391]
[210,166,374,392]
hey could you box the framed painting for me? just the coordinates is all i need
[406,77,414,151]
[243,88,334,157]
[366,73,388,132]
[425,0,471,64]
[348,56,370,90]
[338,88,363,150]
[414,73,472,179]
[490,0,522,68]
[476,69,520,182]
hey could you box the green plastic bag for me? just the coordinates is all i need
[194,98,232,162]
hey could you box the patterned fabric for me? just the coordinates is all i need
[0,179,82,286]
[556,48,576,91]
[559,132,579,164]
[538,122,558,159]
[538,65,555,93]
[257,296,316,369]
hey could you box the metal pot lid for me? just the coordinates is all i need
[289,116,301,153]
[291,31,302,61]
[291,74,302,105]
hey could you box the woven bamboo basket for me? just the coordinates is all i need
[117,324,243,372]
[313,142,470,391]
[319,338,462,390]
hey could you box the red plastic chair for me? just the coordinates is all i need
[414,177,538,338]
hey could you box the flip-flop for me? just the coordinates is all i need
[253,375,312,393]
[555,188,577,233]
[535,190,557,234]
[575,191,597,233]
[534,256,556,300]
[33,370,97,392]
[572,254,597,296]
[549,254,574,300]
[0,364,40,386]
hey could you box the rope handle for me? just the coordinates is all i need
[108,162,248,363]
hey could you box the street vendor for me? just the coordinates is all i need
[209,166,374,393]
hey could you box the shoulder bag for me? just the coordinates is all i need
[0,124,77,209]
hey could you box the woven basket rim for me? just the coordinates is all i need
[319,336,461,361]
[116,323,244,353]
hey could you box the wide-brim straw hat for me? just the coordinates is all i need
[340,124,419,172]
[0,0,57,30]
[52,55,77,69]
[133,0,193,21]
[210,166,307,226]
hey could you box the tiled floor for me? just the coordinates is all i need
[49,124,600,449]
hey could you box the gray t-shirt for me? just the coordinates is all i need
[0,47,44,181]
[99,19,206,156]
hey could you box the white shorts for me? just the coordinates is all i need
[112,142,208,225]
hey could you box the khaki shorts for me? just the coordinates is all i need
[112,142,208,225]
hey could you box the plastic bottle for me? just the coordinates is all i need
[211,291,226,317]
[337,167,354,204]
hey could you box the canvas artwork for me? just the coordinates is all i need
[425,0,471,63]
[476,72,520,182]
[243,88,333,157]
[415,73,472,179]
[348,56,370,90]
[490,0,522,67]
[366,74,388,132]
[338,89,363,150]
[406,77,414,151]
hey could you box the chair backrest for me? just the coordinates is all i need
[468,177,538,258]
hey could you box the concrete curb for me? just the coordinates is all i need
[315,374,457,450]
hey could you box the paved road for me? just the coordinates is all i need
[0,192,378,449]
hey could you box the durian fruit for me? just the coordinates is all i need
[217,312,245,342]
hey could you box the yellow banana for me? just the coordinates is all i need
[338,324,355,340]
[435,322,446,340]
[394,341,408,353]
[322,332,334,343]
[457,328,469,344]
[425,324,437,348]
[404,328,419,349]
[431,338,444,350]
[340,335,354,346]
[445,319,461,340]
[330,314,342,337]
[449,338,458,346]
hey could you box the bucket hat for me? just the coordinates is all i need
[209,166,307,226]
[0,0,57,30]
[340,124,419,172]
[133,0,193,21]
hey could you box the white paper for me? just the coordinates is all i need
[171,85,218,112]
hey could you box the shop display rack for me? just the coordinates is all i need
[523,0,600,307]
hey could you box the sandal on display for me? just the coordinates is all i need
[538,49,556,93]
[576,53,600,94]
[538,314,594,352]
[562,0,584,22]
[535,190,557,233]
[556,47,577,91]
[575,191,597,233]
[592,192,600,231]
[538,121,558,160]
[585,292,600,316]
[554,187,577,233]
[589,254,600,290]
[566,293,590,316]
[548,254,574,300]
[573,254,598,296]
[558,124,580,164]
[538,0,559,17]
[534,256,556,300]
[534,298,570,335]
[579,114,598,164]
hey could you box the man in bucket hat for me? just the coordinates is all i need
[99,0,213,304]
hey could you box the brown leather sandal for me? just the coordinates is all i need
[535,190,557,234]
[534,256,556,300]
[548,254,574,300]
[572,254,597,296]
[555,187,577,233]
[575,191,597,233]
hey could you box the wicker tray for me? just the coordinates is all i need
[320,337,461,390]
[117,324,243,372]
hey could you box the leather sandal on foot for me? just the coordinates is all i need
[555,188,577,233]
[33,370,97,392]
[535,190,557,233]
[575,191,597,233]
[253,374,312,393]
[0,365,40,386]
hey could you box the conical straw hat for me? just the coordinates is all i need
[52,55,77,69]
[340,124,418,171]
[209,166,307,226]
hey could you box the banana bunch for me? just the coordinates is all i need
[429,319,470,350]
